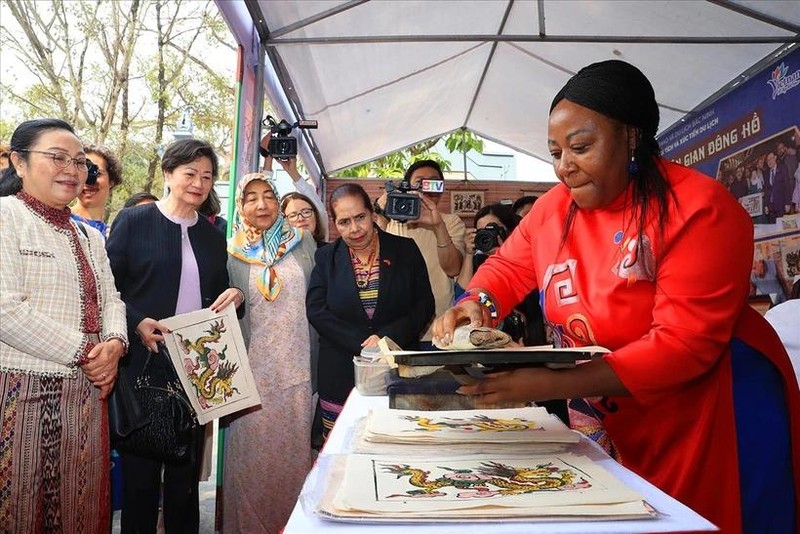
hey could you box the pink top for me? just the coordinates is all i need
[156,202,202,314]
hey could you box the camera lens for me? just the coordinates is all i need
[474,229,497,253]
[395,199,413,214]
[269,138,297,158]
[474,223,508,253]
[385,191,420,221]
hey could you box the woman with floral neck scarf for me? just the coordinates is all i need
[223,172,317,534]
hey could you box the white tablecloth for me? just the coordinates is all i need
[284,391,717,533]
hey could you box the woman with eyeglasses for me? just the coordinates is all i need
[0,118,128,532]
[223,172,317,533]
[71,144,123,238]
[282,192,326,247]
[106,139,243,533]
[260,152,329,242]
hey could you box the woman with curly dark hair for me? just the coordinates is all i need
[71,144,123,237]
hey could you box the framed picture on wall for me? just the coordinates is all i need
[450,191,485,216]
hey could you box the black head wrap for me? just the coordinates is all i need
[550,60,659,140]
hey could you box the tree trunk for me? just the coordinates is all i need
[145,1,167,194]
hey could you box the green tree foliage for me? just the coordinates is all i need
[0,0,236,222]
[333,129,484,178]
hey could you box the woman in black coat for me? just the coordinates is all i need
[307,183,434,435]
[106,139,242,534]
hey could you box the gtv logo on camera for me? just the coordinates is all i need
[421,179,444,193]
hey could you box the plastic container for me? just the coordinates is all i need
[353,356,390,396]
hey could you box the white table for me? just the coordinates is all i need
[284,391,717,533]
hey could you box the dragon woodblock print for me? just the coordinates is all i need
[379,459,592,500]
[161,306,260,424]
[177,319,240,409]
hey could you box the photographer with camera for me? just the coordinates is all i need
[456,203,547,347]
[456,203,515,293]
[374,160,465,349]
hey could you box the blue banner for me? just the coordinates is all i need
[659,47,800,304]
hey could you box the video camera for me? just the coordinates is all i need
[85,159,99,186]
[383,177,445,222]
[384,180,421,222]
[261,115,318,160]
[474,222,508,253]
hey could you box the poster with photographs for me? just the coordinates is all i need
[752,235,799,306]
[160,305,261,424]
[713,126,799,233]
[450,191,484,216]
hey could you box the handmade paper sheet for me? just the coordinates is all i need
[364,407,579,444]
[161,305,261,424]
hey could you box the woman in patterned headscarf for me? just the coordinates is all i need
[223,172,317,534]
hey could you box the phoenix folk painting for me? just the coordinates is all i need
[379,458,591,500]
[161,305,261,424]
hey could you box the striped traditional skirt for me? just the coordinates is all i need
[319,397,344,440]
[0,371,110,533]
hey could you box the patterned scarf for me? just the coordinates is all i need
[227,173,302,301]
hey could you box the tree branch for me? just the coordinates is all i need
[163,41,234,96]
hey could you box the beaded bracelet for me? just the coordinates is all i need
[477,291,499,320]
[455,289,499,321]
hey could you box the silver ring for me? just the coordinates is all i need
[100,373,107,380]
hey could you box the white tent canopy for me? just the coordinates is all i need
[244,0,800,179]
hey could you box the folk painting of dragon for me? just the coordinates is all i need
[176,319,240,409]
[380,460,591,500]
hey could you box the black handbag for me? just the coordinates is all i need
[108,366,148,442]
[115,343,198,462]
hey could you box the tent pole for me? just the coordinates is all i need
[462,128,468,183]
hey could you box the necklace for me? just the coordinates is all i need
[351,237,379,289]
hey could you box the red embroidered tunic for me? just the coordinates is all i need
[471,160,800,533]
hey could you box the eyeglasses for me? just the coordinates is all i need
[285,208,315,222]
[18,150,89,172]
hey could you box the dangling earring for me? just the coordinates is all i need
[627,127,640,176]
[628,150,639,176]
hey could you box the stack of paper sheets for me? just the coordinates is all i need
[313,407,657,523]
[361,407,580,445]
